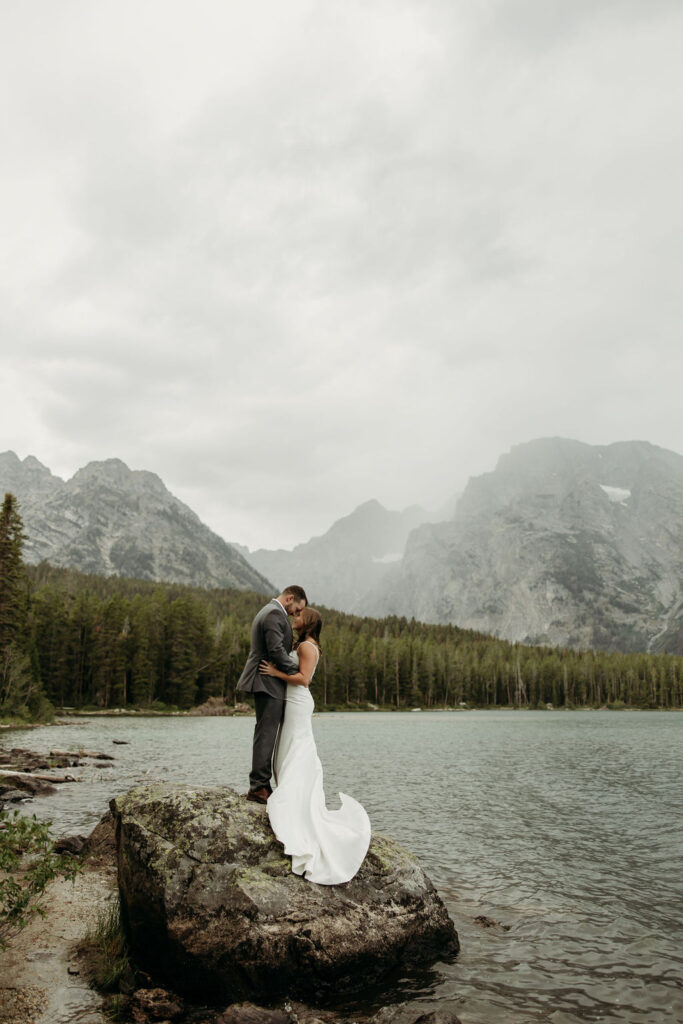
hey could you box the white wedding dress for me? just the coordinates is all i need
[267,642,371,885]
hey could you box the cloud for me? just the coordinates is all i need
[1,0,682,547]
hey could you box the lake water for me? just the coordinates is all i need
[6,710,683,1023]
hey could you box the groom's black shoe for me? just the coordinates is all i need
[246,787,270,804]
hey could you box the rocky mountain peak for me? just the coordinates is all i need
[70,457,131,483]
[0,453,271,594]
[22,454,53,473]
[245,499,429,611]
[68,459,168,497]
[354,498,385,514]
[0,450,62,499]
[458,437,683,521]
[495,436,683,483]
[326,499,392,540]
[360,438,683,654]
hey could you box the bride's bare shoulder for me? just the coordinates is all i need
[299,640,320,658]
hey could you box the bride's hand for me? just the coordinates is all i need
[259,660,278,677]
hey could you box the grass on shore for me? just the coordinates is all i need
[78,896,134,1020]
[0,812,80,951]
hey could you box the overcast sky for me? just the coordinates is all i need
[2,1,682,549]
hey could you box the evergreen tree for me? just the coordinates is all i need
[0,495,52,720]
[0,493,26,649]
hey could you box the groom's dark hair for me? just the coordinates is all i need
[283,584,308,604]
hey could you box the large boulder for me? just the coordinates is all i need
[111,784,458,1005]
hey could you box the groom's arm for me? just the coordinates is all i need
[262,610,297,675]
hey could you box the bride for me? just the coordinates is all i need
[259,607,371,885]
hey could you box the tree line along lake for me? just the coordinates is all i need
[2,563,683,722]
[9,708,683,1023]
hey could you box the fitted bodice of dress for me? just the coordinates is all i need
[284,644,318,710]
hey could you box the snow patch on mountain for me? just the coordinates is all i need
[600,485,631,504]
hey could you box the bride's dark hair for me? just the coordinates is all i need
[294,607,323,651]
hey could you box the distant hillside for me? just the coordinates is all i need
[360,438,683,654]
[0,451,273,594]
[245,499,428,611]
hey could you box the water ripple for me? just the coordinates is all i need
[6,710,683,1023]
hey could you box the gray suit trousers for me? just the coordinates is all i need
[250,692,285,790]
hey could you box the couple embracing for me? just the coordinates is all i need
[237,586,371,885]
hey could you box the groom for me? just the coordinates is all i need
[237,585,308,804]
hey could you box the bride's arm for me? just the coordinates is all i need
[259,643,317,687]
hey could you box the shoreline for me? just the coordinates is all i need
[0,847,116,1024]
[2,702,681,730]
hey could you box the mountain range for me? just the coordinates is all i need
[0,451,272,594]
[356,438,683,654]
[4,438,683,654]
[242,500,428,613]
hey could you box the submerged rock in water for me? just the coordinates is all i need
[111,784,458,1005]
[0,773,57,797]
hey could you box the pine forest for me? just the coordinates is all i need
[1,494,683,719]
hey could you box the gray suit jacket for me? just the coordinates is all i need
[236,600,297,698]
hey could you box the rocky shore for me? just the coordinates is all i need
[0,745,117,812]
[1,777,462,1024]
[0,812,117,1024]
